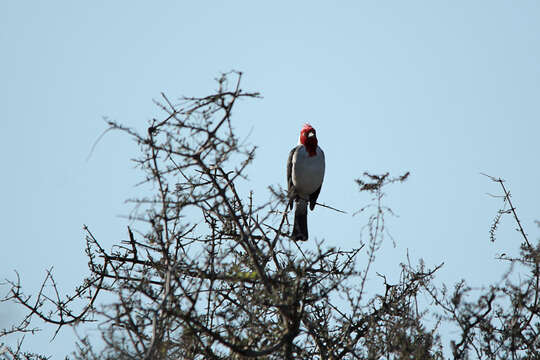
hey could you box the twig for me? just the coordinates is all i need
[86,126,115,161]
[292,240,309,262]
[315,202,347,214]
[481,173,531,247]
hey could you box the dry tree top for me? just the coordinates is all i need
[2,72,539,360]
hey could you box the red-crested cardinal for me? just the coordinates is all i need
[286,124,325,241]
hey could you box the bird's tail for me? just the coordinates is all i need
[292,199,308,241]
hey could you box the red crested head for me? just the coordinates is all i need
[299,123,318,156]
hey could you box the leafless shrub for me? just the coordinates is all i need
[2,73,536,360]
[423,174,540,359]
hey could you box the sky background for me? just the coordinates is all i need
[1,1,539,357]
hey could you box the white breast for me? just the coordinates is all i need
[292,146,325,198]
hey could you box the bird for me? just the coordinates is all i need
[286,123,325,241]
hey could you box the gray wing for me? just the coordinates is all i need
[309,147,324,210]
[309,185,322,210]
[287,146,300,210]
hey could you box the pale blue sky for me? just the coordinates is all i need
[1,1,539,357]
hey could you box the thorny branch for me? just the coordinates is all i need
[423,174,540,359]
[3,72,503,360]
